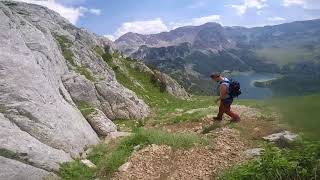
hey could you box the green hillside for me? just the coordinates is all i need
[58,51,320,180]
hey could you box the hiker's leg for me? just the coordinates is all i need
[225,105,240,120]
[217,101,226,119]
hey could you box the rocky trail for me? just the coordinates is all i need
[112,105,285,180]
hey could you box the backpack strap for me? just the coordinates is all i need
[220,80,230,85]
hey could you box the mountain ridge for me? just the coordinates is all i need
[115,19,320,94]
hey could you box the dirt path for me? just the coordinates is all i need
[113,127,247,180]
[112,105,284,180]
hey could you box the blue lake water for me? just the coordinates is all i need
[227,72,278,99]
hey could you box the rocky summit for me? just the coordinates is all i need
[0,1,191,179]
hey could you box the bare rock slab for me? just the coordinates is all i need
[109,131,132,139]
[263,131,298,142]
[0,156,58,180]
[244,148,264,157]
[81,159,97,169]
[86,109,117,136]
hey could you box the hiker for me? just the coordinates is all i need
[210,72,240,122]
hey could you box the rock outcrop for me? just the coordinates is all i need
[0,1,149,177]
[0,156,58,180]
[130,62,190,99]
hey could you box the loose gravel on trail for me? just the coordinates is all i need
[113,128,247,180]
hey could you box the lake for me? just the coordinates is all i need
[227,72,278,99]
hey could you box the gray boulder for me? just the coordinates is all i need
[263,131,298,142]
[96,81,150,120]
[62,73,101,106]
[86,109,117,136]
[244,148,264,157]
[0,114,71,171]
[263,131,298,147]
[0,156,58,180]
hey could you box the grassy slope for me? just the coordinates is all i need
[270,94,320,140]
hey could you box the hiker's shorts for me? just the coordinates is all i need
[222,98,233,106]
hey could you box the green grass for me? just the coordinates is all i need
[0,148,18,159]
[58,160,95,180]
[55,35,76,66]
[59,128,206,179]
[75,66,95,82]
[76,101,96,118]
[171,109,212,124]
[269,94,320,140]
[220,141,320,180]
[0,104,7,113]
[93,46,104,56]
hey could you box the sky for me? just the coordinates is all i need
[13,0,320,41]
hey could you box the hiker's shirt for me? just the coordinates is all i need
[219,78,233,105]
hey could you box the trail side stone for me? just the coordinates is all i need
[86,109,117,136]
[244,148,264,157]
[81,159,97,169]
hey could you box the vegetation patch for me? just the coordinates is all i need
[0,104,7,113]
[270,94,320,140]
[93,46,104,56]
[171,111,208,124]
[59,128,205,179]
[220,141,320,180]
[76,101,96,118]
[55,35,95,81]
[55,35,76,66]
[0,148,18,159]
[75,66,95,82]
[58,159,95,180]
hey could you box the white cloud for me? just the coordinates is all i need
[87,8,101,15]
[268,17,286,21]
[283,0,320,9]
[228,0,268,15]
[104,35,116,41]
[105,18,168,40]
[105,15,221,41]
[170,15,221,29]
[14,0,101,24]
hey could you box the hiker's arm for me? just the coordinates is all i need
[216,85,227,102]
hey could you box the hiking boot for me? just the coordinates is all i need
[213,117,222,121]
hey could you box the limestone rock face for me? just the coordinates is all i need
[62,73,101,106]
[0,156,58,180]
[0,1,149,175]
[0,114,72,172]
[95,81,150,120]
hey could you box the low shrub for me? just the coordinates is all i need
[220,141,320,180]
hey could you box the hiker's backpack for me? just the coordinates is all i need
[221,79,242,98]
